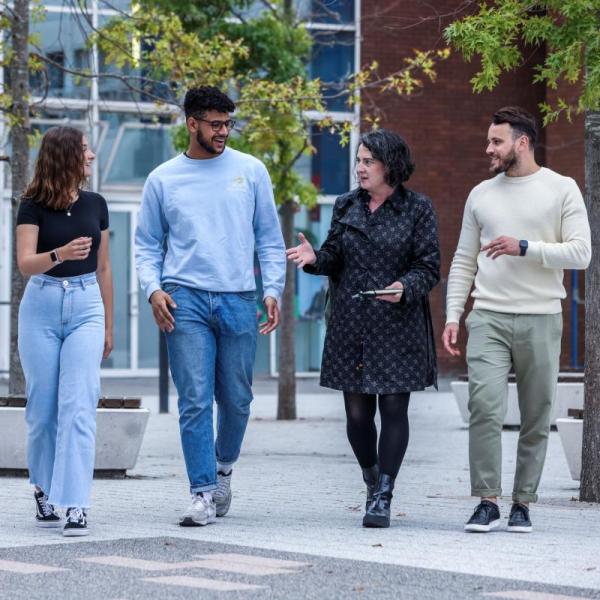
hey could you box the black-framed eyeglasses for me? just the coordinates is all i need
[194,117,236,131]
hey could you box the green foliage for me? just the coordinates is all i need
[92,7,248,90]
[445,1,600,123]
[140,0,254,35]
[220,12,312,82]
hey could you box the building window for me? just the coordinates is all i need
[310,0,355,23]
[311,125,351,195]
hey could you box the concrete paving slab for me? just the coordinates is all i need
[1,389,599,598]
[0,537,598,600]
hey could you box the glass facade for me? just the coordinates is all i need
[310,31,355,111]
[0,0,358,377]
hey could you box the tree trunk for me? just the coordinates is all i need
[8,0,30,396]
[581,111,600,502]
[277,199,297,420]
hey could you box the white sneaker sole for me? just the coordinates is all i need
[464,518,500,533]
[36,520,63,529]
[179,515,217,527]
[506,525,532,533]
[63,528,89,537]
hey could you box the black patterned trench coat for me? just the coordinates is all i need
[304,186,440,394]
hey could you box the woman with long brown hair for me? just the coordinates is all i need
[16,126,113,536]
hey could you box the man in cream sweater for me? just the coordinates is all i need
[442,106,591,533]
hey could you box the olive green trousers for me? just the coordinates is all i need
[466,309,562,503]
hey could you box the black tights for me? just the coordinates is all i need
[343,392,410,479]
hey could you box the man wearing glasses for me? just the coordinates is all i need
[135,86,285,526]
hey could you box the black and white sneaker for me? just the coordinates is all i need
[34,490,62,528]
[63,507,88,537]
[464,500,501,532]
[507,503,532,533]
[214,470,232,517]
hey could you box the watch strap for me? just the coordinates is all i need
[519,240,528,257]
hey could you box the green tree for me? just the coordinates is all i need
[445,0,600,501]
[3,0,35,395]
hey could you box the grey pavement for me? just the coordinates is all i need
[1,379,600,599]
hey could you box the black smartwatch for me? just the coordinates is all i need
[519,240,528,257]
[50,249,62,264]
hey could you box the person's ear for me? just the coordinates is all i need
[186,116,198,133]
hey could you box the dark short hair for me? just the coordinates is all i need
[358,129,415,186]
[492,106,538,148]
[183,86,235,118]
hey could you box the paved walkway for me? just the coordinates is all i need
[1,387,599,598]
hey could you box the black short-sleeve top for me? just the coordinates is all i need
[16,190,109,277]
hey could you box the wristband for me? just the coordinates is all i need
[50,249,63,264]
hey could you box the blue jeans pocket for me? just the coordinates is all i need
[163,283,181,295]
[237,291,256,302]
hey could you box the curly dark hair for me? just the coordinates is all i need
[22,126,86,210]
[358,129,415,187]
[492,106,538,148]
[183,86,235,118]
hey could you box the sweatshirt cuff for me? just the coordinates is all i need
[263,289,281,305]
[146,282,161,301]
[445,309,463,325]
[524,240,543,264]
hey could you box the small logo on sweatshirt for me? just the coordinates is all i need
[227,175,246,191]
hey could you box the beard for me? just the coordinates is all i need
[196,129,226,155]
[490,148,517,174]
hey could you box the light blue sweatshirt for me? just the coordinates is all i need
[135,148,286,302]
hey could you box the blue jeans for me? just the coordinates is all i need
[18,273,105,508]
[164,285,258,494]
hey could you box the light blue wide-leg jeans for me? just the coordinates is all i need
[165,285,257,494]
[18,273,105,508]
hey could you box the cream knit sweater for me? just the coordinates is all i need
[446,167,591,324]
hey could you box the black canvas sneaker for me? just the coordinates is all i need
[63,507,88,537]
[34,490,61,528]
[507,503,532,533]
[464,500,501,532]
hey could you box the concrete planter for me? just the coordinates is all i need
[451,380,584,427]
[556,417,583,481]
[0,404,149,476]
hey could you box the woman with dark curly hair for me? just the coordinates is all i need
[16,126,113,536]
[287,129,440,528]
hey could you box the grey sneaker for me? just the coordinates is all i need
[179,493,217,527]
[214,471,232,517]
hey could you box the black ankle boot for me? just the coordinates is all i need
[362,465,379,509]
[363,473,394,528]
